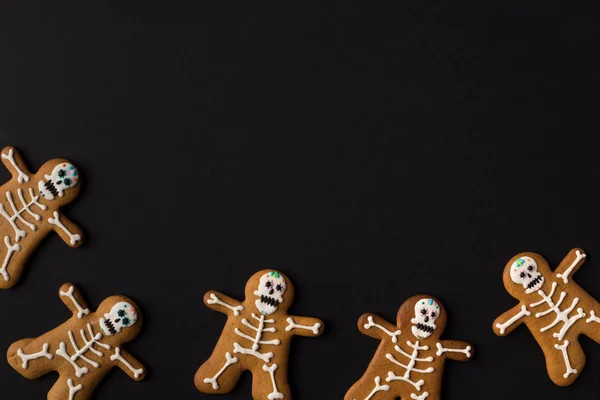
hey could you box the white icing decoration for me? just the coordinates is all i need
[363,316,401,343]
[48,212,81,245]
[110,347,144,379]
[356,376,390,400]
[410,298,440,339]
[554,340,578,378]
[530,282,585,340]
[557,250,586,284]
[263,363,284,399]
[285,317,321,335]
[384,340,434,391]
[207,293,244,316]
[100,302,138,336]
[254,271,286,316]
[495,305,531,335]
[38,163,79,200]
[67,378,82,400]
[435,342,471,358]
[0,235,20,281]
[16,343,53,369]
[1,148,29,183]
[510,256,544,294]
[411,393,429,400]
[55,323,110,377]
[0,189,46,242]
[204,352,239,389]
[60,286,90,318]
[586,310,600,324]
[233,313,278,362]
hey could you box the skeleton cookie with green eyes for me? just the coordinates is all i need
[494,248,600,386]
[346,295,473,400]
[0,146,83,289]
[7,283,145,400]
[195,270,324,400]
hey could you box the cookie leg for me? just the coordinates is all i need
[251,363,291,400]
[545,339,585,386]
[583,310,600,343]
[7,338,55,379]
[194,351,244,393]
[47,376,94,400]
[345,375,393,400]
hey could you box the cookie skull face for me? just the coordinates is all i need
[510,257,544,294]
[254,271,286,315]
[100,302,138,336]
[411,298,440,339]
[38,163,79,200]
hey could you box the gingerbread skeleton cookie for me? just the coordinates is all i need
[194,270,324,399]
[345,296,473,400]
[493,248,600,386]
[7,283,145,399]
[0,146,83,288]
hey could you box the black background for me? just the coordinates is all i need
[1,1,600,399]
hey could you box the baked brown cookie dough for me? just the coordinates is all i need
[0,146,83,288]
[194,270,324,399]
[493,248,600,386]
[345,295,473,400]
[7,283,145,399]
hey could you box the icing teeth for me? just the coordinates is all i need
[45,180,59,198]
[103,319,117,336]
[416,323,434,334]
[527,275,542,289]
[260,295,279,308]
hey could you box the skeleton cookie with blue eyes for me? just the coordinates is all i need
[0,146,83,289]
[7,283,145,400]
[196,269,324,400]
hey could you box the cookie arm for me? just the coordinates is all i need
[555,248,586,284]
[1,146,31,183]
[435,340,473,361]
[357,313,400,341]
[284,315,323,337]
[48,212,83,247]
[493,304,531,336]
[204,291,244,316]
[58,283,90,319]
[110,347,146,380]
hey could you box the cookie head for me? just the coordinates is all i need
[100,301,139,336]
[509,256,544,294]
[410,298,441,339]
[37,161,80,202]
[253,271,287,315]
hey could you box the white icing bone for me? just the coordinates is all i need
[495,305,531,335]
[384,340,433,391]
[263,363,284,399]
[204,352,238,389]
[56,324,110,377]
[48,212,81,245]
[67,378,82,400]
[110,347,144,378]
[411,393,429,400]
[231,313,278,362]
[56,342,88,378]
[60,286,90,318]
[0,236,20,281]
[586,310,600,324]
[357,376,390,400]
[285,317,321,335]
[0,189,45,242]
[556,250,586,284]
[16,343,53,369]
[554,340,577,379]
[1,148,29,183]
[435,342,472,358]
[207,293,244,316]
[363,316,402,343]
[530,282,585,340]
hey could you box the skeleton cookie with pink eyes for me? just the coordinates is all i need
[510,256,544,294]
[411,298,440,339]
[254,271,286,315]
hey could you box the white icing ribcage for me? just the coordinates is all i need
[0,189,47,242]
[384,340,435,392]
[530,282,586,340]
[55,323,111,377]
[232,313,280,362]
